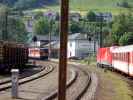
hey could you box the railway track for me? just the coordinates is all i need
[0,61,98,100]
[0,64,45,85]
[42,61,98,100]
[0,61,54,91]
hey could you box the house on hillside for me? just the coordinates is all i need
[29,33,99,58]
[95,12,112,22]
[67,33,98,58]
[47,33,98,58]
[28,35,59,48]
[69,13,81,22]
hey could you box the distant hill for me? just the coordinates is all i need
[0,0,133,14]
[1,0,132,8]
[0,0,59,7]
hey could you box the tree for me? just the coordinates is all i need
[8,18,28,43]
[0,5,28,43]
[14,0,36,10]
[118,1,130,8]
[33,17,50,35]
[70,21,82,33]
[34,11,43,19]
[0,5,10,40]
[52,21,59,36]
[119,32,133,46]
[111,13,133,45]
[86,11,96,22]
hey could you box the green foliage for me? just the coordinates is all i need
[34,11,43,19]
[112,14,128,35]
[119,32,133,45]
[52,21,59,36]
[111,13,133,45]
[33,17,50,35]
[86,11,96,22]
[117,1,131,8]
[8,18,28,43]
[14,0,36,10]
[0,5,28,43]
[70,21,82,33]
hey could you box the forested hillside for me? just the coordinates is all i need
[0,0,132,9]
[0,0,58,8]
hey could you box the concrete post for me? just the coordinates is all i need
[11,69,19,98]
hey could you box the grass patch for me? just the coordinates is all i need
[101,71,132,100]
[30,0,133,16]
[80,56,133,100]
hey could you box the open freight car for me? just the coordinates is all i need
[0,41,28,71]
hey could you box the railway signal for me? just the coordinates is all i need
[58,0,69,100]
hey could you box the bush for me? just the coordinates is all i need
[119,32,133,46]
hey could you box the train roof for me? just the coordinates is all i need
[0,40,27,48]
[111,45,133,53]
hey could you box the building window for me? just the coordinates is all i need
[70,42,72,47]
[70,52,71,56]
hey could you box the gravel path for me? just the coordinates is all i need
[0,61,97,100]
[51,62,92,100]
[0,61,72,100]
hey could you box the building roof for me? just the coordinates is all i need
[36,35,59,41]
[68,33,87,40]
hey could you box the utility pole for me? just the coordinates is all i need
[48,12,54,59]
[49,20,52,59]
[2,10,8,40]
[58,0,69,100]
[100,13,103,47]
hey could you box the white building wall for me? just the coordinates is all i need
[67,40,76,58]
[76,40,98,57]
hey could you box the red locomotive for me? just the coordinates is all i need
[97,45,133,76]
[28,48,48,60]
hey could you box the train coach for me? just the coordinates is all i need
[97,45,133,76]
[29,48,48,60]
[0,41,28,71]
[97,47,113,68]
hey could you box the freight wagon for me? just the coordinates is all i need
[0,41,28,71]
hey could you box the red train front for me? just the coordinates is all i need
[97,45,133,76]
[97,47,113,68]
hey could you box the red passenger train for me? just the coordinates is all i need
[97,45,133,76]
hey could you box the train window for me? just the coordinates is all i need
[116,53,118,60]
[121,53,122,61]
[125,53,126,61]
[132,52,133,63]
[123,53,125,61]
[126,53,128,62]
[118,53,120,60]
[114,53,116,59]
[119,53,122,61]
[120,53,122,61]
[119,53,121,60]
[122,53,123,61]
[118,53,119,60]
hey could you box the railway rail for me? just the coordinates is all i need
[0,61,98,100]
[0,64,45,85]
[0,62,54,91]
[45,60,98,100]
